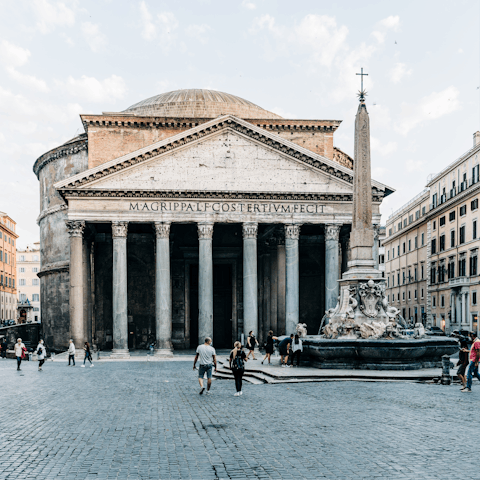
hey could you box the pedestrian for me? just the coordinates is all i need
[193,337,217,395]
[245,331,259,360]
[34,339,46,371]
[81,342,94,367]
[14,338,26,371]
[456,338,470,388]
[462,332,480,392]
[262,330,278,365]
[290,334,303,367]
[68,339,76,366]
[1,338,7,359]
[229,341,247,396]
[278,334,294,367]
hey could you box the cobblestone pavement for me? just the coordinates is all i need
[0,359,477,480]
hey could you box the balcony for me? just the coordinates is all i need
[449,277,470,287]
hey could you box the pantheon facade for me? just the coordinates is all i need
[34,89,391,355]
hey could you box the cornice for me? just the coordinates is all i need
[426,181,480,219]
[33,139,88,178]
[37,260,69,277]
[36,204,68,225]
[60,189,385,203]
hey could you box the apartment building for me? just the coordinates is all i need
[0,212,18,322]
[17,242,41,323]
[384,191,430,325]
[384,132,480,334]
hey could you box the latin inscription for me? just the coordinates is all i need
[128,201,323,214]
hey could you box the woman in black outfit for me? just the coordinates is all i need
[229,341,247,396]
[261,330,277,365]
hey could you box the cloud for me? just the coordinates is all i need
[389,62,412,84]
[395,86,460,135]
[5,67,49,92]
[185,24,211,44]
[371,136,397,156]
[242,0,256,9]
[269,107,297,119]
[251,14,349,68]
[157,12,178,51]
[0,40,30,67]
[81,22,107,53]
[371,31,385,44]
[33,0,75,34]
[405,159,424,173]
[139,1,156,41]
[57,74,127,103]
[379,15,400,31]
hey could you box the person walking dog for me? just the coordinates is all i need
[34,340,46,371]
[14,338,26,371]
[230,341,247,396]
[68,339,76,366]
[193,337,217,395]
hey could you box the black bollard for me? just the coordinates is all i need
[441,354,451,385]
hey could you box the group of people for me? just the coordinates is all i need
[457,332,480,393]
[193,330,303,397]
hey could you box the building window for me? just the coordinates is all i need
[421,288,424,298]
[392,275,395,287]
[403,271,406,284]
[473,291,478,305]
[387,250,390,260]
[433,296,436,307]
[19,279,25,286]
[397,245,400,256]
[414,267,417,281]
[397,273,400,285]
[408,291,411,300]
[33,255,39,261]
[459,256,467,277]
[449,211,456,222]
[20,267,25,273]
[389,228,392,236]
[433,220,437,230]
[438,263,445,283]
[387,277,390,287]
[472,199,479,211]
[403,292,405,300]
[460,225,466,244]
[470,254,478,276]
[448,258,455,279]
[421,265,424,279]
[439,235,445,252]
[32,279,39,286]
[392,248,395,259]
[20,255,25,261]
[451,230,455,248]
[398,222,402,231]
[414,236,418,249]
[460,205,467,216]
[402,242,405,253]
[414,290,417,299]
[32,267,38,273]
[441,295,445,307]
[422,206,426,215]
[403,219,407,227]
[32,294,39,302]
[409,214,413,224]
[474,220,477,240]
[415,210,420,220]
[20,293,26,302]
[421,233,424,246]
[431,263,437,284]
[440,216,446,226]
[431,238,437,254]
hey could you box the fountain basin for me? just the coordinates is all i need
[303,336,459,370]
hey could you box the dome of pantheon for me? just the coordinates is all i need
[122,88,283,119]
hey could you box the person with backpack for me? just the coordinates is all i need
[34,339,46,371]
[81,342,94,367]
[14,338,26,371]
[229,341,247,396]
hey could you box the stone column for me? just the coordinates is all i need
[198,223,214,346]
[456,294,461,325]
[325,225,341,312]
[277,236,286,334]
[466,292,471,329]
[66,220,85,350]
[451,293,456,324]
[243,223,258,339]
[373,225,380,269]
[111,221,130,358]
[262,245,271,343]
[285,224,301,335]
[154,222,173,356]
[462,291,467,325]
[269,243,278,334]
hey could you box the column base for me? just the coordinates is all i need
[110,348,130,359]
[154,348,174,357]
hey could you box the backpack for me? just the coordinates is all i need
[231,352,244,371]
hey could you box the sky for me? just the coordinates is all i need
[0,0,479,248]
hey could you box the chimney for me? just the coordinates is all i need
[474,131,480,147]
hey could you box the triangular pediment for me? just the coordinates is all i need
[55,115,388,200]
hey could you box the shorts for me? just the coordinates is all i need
[248,346,255,351]
[457,364,467,376]
[199,364,213,379]
[279,347,288,356]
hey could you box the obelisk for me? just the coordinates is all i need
[342,93,381,280]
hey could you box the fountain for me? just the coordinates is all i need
[302,78,457,370]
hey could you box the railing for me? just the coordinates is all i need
[449,277,470,287]
[388,188,429,220]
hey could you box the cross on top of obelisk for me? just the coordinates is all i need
[356,67,368,102]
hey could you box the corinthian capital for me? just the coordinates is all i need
[325,224,341,242]
[65,220,85,238]
[284,224,301,240]
[112,221,128,238]
[242,222,258,239]
[197,223,214,240]
[154,222,171,239]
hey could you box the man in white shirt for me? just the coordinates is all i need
[68,339,76,366]
[193,337,217,395]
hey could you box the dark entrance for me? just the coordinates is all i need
[189,263,233,349]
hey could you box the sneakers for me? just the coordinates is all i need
[285,364,291,368]
[239,391,243,396]
[234,392,239,396]
[461,388,472,393]
[81,365,85,368]
[281,364,286,368]
[205,390,212,395]
[199,387,205,395]
[90,364,94,368]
